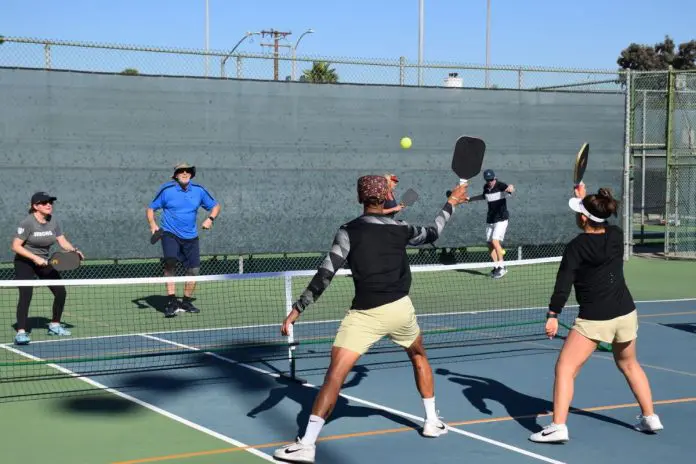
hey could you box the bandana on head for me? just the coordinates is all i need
[357,175,388,204]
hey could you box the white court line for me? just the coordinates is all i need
[141,333,566,464]
[0,306,557,347]
[0,344,276,463]
[5,297,693,347]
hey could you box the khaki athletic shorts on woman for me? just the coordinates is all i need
[333,296,421,355]
[572,309,638,344]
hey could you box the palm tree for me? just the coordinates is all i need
[302,61,339,83]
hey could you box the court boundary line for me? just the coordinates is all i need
[1,304,572,347]
[111,396,696,464]
[521,338,696,378]
[140,334,565,464]
[0,344,276,463]
[5,298,693,348]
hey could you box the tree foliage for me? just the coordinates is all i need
[302,61,339,84]
[618,36,696,71]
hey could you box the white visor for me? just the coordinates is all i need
[568,197,606,223]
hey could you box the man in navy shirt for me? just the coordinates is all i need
[146,163,220,317]
[467,169,514,278]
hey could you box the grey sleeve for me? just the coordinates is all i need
[407,202,455,246]
[294,227,351,313]
[14,218,33,241]
[53,219,63,237]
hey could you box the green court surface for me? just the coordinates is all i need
[1,255,694,463]
[1,392,269,464]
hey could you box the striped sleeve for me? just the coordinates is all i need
[407,202,454,246]
[294,226,350,312]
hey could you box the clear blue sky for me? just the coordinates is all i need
[2,0,694,70]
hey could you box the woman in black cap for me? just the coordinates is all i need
[11,192,83,345]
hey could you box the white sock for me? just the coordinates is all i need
[423,397,438,422]
[300,415,325,445]
[498,258,505,268]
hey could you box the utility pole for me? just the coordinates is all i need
[260,29,292,80]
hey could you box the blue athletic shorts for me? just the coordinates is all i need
[161,232,200,269]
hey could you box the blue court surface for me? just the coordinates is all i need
[7,298,696,464]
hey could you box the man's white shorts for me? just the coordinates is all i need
[486,220,508,242]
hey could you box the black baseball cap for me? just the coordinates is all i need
[31,192,57,204]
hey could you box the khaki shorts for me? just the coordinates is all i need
[333,296,421,355]
[572,310,638,344]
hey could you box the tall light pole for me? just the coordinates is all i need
[292,29,314,81]
[221,31,261,78]
[418,0,424,86]
[205,0,210,77]
[485,0,491,88]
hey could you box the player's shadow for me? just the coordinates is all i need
[131,295,198,315]
[11,317,75,333]
[247,364,422,436]
[661,323,696,335]
[456,268,491,277]
[58,371,195,415]
[59,394,140,414]
[436,369,635,433]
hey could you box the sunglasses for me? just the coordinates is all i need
[35,200,54,206]
[176,169,193,175]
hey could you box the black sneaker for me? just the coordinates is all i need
[164,297,180,318]
[180,298,200,314]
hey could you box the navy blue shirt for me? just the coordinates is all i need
[149,181,218,239]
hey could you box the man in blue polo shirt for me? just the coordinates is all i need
[146,163,221,317]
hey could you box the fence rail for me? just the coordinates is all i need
[1,36,623,90]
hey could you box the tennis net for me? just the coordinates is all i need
[0,256,578,400]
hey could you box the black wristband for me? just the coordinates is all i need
[208,216,216,222]
[546,312,558,319]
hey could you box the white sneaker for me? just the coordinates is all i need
[529,423,569,443]
[422,419,448,438]
[273,438,316,463]
[634,414,664,433]
[492,267,507,279]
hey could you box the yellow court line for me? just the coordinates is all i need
[111,396,696,464]
[639,310,696,318]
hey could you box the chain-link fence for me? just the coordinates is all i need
[0,36,635,278]
[665,71,696,258]
[628,70,696,259]
[1,36,622,90]
[630,72,669,248]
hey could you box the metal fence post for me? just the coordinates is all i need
[623,69,632,260]
[399,56,405,86]
[44,42,51,69]
[664,67,675,257]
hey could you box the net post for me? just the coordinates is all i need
[282,273,306,384]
